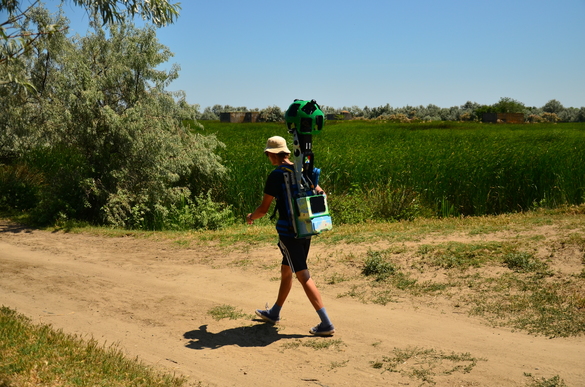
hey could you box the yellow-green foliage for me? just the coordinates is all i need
[0,307,185,387]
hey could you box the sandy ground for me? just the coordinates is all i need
[1,220,584,387]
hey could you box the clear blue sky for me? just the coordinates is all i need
[35,1,585,109]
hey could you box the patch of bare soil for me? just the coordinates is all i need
[1,220,583,386]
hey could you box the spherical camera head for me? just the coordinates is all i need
[285,99,325,135]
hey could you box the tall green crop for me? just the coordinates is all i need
[199,120,585,222]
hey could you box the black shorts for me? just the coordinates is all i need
[278,236,311,273]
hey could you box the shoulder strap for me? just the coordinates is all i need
[269,165,293,221]
[269,202,278,220]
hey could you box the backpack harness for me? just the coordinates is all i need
[269,138,332,239]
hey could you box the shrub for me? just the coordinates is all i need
[542,99,564,114]
[190,191,235,230]
[503,252,548,273]
[459,112,473,121]
[526,114,544,123]
[542,112,560,123]
[377,113,410,123]
[0,164,41,212]
[363,250,396,281]
[24,145,90,225]
[200,107,219,120]
[118,190,234,231]
[258,106,284,122]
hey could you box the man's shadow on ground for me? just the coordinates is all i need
[184,321,310,350]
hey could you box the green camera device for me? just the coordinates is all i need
[282,99,332,238]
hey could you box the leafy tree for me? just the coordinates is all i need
[0,0,180,28]
[424,103,441,116]
[0,5,70,157]
[345,105,364,117]
[459,101,480,121]
[436,107,450,121]
[200,106,219,120]
[492,97,525,113]
[577,107,585,122]
[210,104,249,116]
[542,99,564,114]
[371,103,394,118]
[461,101,480,111]
[475,97,526,121]
[1,0,180,87]
[67,0,180,27]
[258,105,284,122]
[1,6,228,228]
[320,105,336,115]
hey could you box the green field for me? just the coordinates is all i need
[192,120,585,223]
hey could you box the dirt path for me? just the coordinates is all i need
[1,221,583,386]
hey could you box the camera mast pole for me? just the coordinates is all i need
[285,99,323,195]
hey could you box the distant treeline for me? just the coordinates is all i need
[196,97,585,123]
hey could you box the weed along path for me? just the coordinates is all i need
[1,219,584,386]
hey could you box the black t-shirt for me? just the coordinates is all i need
[264,164,295,236]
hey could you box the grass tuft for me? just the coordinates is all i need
[503,252,549,273]
[362,250,397,281]
[526,374,568,387]
[281,338,346,351]
[418,241,510,270]
[371,346,486,385]
[207,305,250,321]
